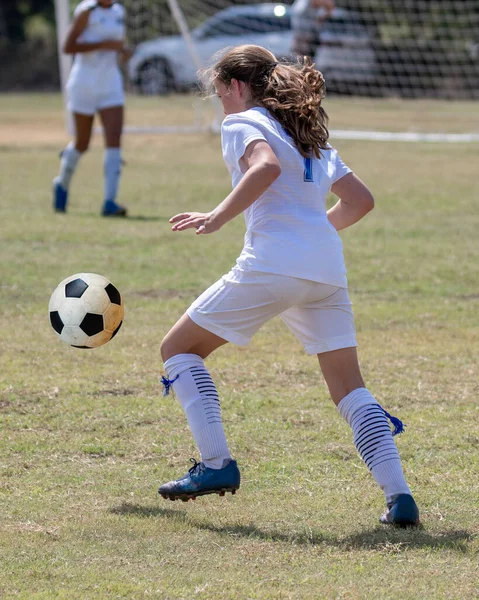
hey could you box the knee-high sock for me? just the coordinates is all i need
[337,387,412,503]
[104,147,122,202]
[162,354,232,469]
[58,142,81,189]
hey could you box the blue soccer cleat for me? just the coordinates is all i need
[102,199,127,217]
[380,493,420,527]
[53,177,68,213]
[159,458,240,502]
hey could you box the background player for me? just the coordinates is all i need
[291,0,335,61]
[53,0,130,217]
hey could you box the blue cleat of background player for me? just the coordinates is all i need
[380,493,420,527]
[102,199,128,217]
[53,177,68,213]
[159,458,240,502]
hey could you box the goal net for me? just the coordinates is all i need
[55,0,479,139]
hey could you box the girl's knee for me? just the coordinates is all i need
[160,337,175,362]
[75,142,89,153]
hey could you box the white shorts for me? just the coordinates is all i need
[66,70,124,115]
[187,268,357,355]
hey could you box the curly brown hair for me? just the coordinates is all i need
[201,44,329,158]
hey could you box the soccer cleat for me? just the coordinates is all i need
[53,177,68,213]
[159,458,240,502]
[380,493,420,527]
[102,199,127,217]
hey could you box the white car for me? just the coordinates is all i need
[128,3,377,95]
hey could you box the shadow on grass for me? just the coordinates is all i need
[124,215,171,222]
[76,212,170,222]
[109,502,474,552]
[110,503,185,520]
[334,527,474,552]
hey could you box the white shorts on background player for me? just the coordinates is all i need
[66,0,125,115]
[67,69,124,115]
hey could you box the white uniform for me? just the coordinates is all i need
[187,107,358,355]
[290,0,322,58]
[67,0,125,115]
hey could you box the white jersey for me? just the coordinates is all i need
[70,0,125,77]
[221,107,352,288]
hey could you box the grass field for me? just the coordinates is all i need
[0,93,478,599]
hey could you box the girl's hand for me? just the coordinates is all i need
[101,39,125,51]
[169,212,221,234]
[119,45,133,63]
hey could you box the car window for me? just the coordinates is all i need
[199,14,291,39]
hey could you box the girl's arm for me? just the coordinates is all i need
[118,41,133,65]
[328,172,375,231]
[63,10,124,54]
[170,140,281,234]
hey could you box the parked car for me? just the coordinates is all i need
[127,3,378,95]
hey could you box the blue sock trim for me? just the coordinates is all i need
[381,408,405,436]
[161,374,179,397]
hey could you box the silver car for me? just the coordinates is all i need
[128,3,377,95]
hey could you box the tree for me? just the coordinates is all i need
[0,0,55,44]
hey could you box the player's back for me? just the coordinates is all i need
[221,107,351,287]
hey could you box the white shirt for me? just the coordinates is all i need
[71,0,125,76]
[290,0,321,31]
[221,107,351,288]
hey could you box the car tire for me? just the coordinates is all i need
[137,57,174,96]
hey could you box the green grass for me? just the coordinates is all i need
[0,94,478,599]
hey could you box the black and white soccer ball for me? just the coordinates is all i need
[49,273,124,348]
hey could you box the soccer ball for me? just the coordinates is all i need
[49,273,124,348]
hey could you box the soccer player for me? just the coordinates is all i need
[53,0,129,217]
[291,0,335,61]
[158,45,420,527]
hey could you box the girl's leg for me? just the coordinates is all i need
[161,312,229,361]
[160,314,232,470]
[318,347,419,525]
[53,112,93,212]
[98,105,126,216]
[316,347,365,406]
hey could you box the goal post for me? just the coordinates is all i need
[53,0,73,133]
[54,0,479,140]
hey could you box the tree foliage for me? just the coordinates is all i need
[1,0,55,43]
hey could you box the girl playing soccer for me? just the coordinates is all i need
[53,0,129,217]
[158,45,419,527]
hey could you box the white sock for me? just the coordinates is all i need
[58,142,81,189]
[163,354,232,470]
[104,147,122,202]
[337,387,412,503]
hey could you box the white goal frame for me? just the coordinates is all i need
[54,0,73,133]
[54,0,479,143]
